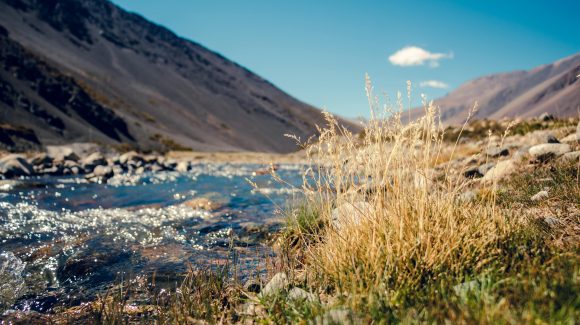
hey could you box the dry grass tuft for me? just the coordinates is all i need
[281,76,578,322]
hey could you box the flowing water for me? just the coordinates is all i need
[0,163,303,313]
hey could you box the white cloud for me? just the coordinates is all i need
[420,80,449,89]
[389,46,453,67]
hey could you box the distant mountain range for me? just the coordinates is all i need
[0,0,358,152]
[409,53,580,124]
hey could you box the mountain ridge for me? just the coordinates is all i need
[409,52,580,124]
[0,0,358,152]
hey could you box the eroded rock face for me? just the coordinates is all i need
[529,144,571,162]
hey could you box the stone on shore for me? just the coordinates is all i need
[530,190,549,202]
[260,272,288,297]
[0,154,34,177]
[46,145,80,162]
[529,143,571,162]
[175,161,190,172]
[545,134,560,144]
[287,287,317,302]
[560,133,580,144]
[331,201,372,229]
[486,146,509,158]
[82,152,107,172]
[481,159,516,183]
[559,151,580,162]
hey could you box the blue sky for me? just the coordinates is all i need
[112,0,579,118]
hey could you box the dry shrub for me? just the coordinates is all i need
[293,76,527,302]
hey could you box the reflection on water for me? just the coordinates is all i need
[0,163,303,313]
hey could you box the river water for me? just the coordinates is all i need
[0,163,303,313]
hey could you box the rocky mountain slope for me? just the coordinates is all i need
[409,53,580,124]
[0,0,356,152]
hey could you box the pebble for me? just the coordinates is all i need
[530,190,549,202]
[260,272,288,297]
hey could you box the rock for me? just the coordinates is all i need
[539,113,554,121]
[512,145,531,161]
[315,309,356,325]
[240,302,264,316]
[112,165,124,175]
[560,133,580,144]
[175,161,190,172]
[486,146,509,158]
[134,166,145,175]
[41,166,63,176]
[28,153,52,168]
[0,252,27,311]
[459,191,477,203]
[559,151,580,162]
[546,134,560,144]
[260,272,288,297]
[0,154,34,177]
[164,159,177,170]
[82,152,107,172]
[463,166,483,179]
[477,163,495,175]
[143,155,158,164]
[119,151,144,165]
[481,159,516,183]
[287,287,317,302]
[150,164,163,172]
[530,190,549,202]
[243,279,261,293]
[93,165,114,179]
[529,144,571,162]
[183,197,221,210]
[331,201,372,229]
[542,216,561,228]
[453,280,479,296]
[46,145,79,162]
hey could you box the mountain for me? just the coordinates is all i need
[0,0,357,152]
[409,53,580,124]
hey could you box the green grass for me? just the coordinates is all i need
[443,118,579,142]
[496,161,580,209]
